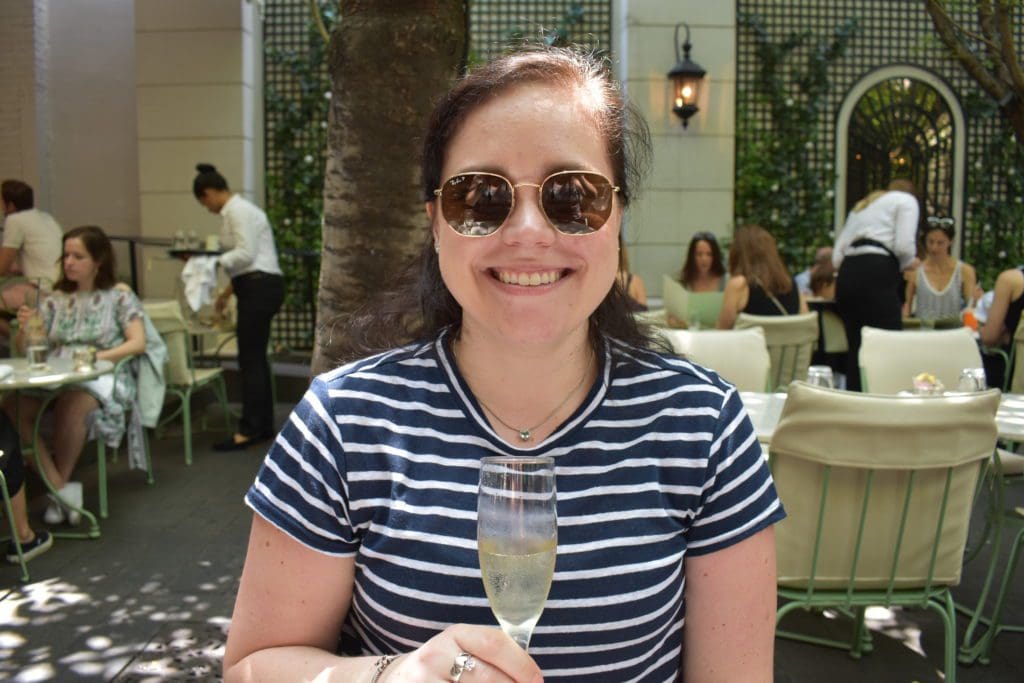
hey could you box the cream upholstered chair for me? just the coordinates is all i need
[858,326,981,394]
[660,327,771,392]
[735,312,818,390]
[633,308,668,327]
[770,382,1000,682]
[143,300,231,465]
[820,307,848,354]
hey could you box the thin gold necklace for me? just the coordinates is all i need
[458,349,593,443]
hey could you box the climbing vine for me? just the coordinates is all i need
[735,13,858,269]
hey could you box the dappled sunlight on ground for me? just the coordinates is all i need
[0,570,235,681]
[864,605,926,657]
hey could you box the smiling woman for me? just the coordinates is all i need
[224,46,784,683]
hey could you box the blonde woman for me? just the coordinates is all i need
[833,179,920,390]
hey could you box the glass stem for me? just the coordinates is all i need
[506,626,533,651]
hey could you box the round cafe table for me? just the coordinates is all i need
[0,356,114,539]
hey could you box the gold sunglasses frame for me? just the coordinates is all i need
[432,170,620,237]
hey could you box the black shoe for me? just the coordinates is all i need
[6,531,53,563]
[213,433,271,452]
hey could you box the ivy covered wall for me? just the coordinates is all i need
[735,0,1023,287]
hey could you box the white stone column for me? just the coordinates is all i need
[616,0,736,300]
[0,0,41,203]
[135,0,263,298]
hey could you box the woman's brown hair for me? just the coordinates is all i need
[337,45,659,362]
[54,225,117,293]
[679,231,725,288]
[728,224,793,297]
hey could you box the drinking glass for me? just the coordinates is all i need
[22,287,48,371]
[477,455,557,651]
[806,365,834,388]
[957,367,987,392]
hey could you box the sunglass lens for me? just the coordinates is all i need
[440,173,512,236]
[542,172,614,235]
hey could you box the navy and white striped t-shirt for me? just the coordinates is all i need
[246,329,785,682]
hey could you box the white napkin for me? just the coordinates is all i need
[0,365,11,382]
[180,255,219,312]
[974,289,994,325]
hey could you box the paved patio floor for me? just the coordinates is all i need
[1,393,1022,682]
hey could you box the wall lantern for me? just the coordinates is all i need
[667,22,706,129]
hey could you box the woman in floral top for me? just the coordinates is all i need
[5,225,145,525]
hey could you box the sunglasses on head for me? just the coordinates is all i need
[926,216,954,227]
[433,170,620,237]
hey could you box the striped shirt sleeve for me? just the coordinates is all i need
[685,385,785,555]
[246,376,359,556]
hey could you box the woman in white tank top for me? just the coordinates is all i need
[904,217,977,322]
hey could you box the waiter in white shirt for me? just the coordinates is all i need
[832,178,920,390]
[193,163,284,451]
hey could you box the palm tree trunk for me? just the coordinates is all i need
[313,0,466,374]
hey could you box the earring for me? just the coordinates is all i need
[434,241,440,253]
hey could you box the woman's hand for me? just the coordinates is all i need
[215,290,231,316]
[382,624,542,683]
[15,305,33,329]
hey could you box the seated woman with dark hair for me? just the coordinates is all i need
[903,216,977,322]
[717,224,808,329]
[679,231,726,292]
[3,225,146,525]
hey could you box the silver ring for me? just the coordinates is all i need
[450,652,477,681]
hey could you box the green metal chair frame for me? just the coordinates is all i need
[209,332,277,409]
[24,356,153,540]
[956,316,1024,662]
[144,300,231,466]
[770,382,1000,683]
[735,312,819,390]
[957,445,1024,664]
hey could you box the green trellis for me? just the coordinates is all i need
[735,0,1024,286]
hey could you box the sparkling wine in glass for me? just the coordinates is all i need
[477,455,557,651]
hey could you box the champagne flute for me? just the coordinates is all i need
[477,455,557,651]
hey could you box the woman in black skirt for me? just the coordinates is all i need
[833,179,920,390]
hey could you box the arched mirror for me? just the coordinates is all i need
[836,66,965,256]
[847,77,953,218]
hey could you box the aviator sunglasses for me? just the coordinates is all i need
[433,170,620,237]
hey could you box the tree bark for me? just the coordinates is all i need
[313,0,466,374]
[924,0,1024,144]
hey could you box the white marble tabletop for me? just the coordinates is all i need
[0,357,114,390]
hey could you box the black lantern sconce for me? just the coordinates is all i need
[667,22,706,128]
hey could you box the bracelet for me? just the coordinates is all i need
[369,654,398,683]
